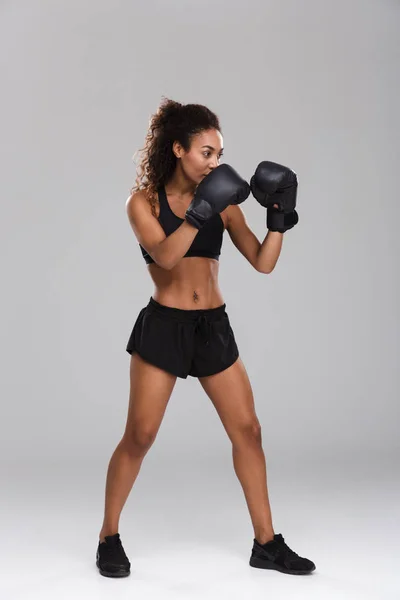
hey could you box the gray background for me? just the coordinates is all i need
[1,1,399,598]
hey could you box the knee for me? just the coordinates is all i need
[122,425,157,456]
[232,420,262,446]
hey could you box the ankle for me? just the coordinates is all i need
[255,530,275,545]
[99,529,119,543]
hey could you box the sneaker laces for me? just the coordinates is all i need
[102,536,128,561]
[275,536,301,560]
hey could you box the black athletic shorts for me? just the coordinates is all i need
[126,297,239,378]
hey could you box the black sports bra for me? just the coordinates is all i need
[139,185,225,265]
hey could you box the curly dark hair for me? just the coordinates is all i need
[130,96,221,217]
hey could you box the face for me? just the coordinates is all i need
[173,129,224,184]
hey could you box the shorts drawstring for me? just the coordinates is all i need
[195,314,211,346]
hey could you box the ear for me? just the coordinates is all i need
[172,140,183,159]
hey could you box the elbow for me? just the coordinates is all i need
[160,261,174,271]
[153,254,174,271]
[150,249,172,270]
[255,264,273,274]
[155,259,173,270]
[256,258,277,274]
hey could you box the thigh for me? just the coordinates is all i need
[198,357,260,443]
[123,352,177,441]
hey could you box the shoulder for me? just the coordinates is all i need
[125,189,150,212]
[225,203,247,227]
[125,189,160,221]
[217,203,244,229]
[125,188,166,252]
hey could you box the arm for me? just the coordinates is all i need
[226,204,283,274]
[126,165,249,271]
[126,191,198,270]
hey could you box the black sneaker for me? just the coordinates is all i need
[249,533,316,575]
[96,533,131,577]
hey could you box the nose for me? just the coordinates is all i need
[209,157,220,170]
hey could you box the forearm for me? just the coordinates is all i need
[152,221,199,270]
[255,230,283,274]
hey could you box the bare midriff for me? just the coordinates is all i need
[148,256,225,310]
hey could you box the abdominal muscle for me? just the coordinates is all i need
[148,256,225,310]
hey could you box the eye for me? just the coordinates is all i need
[203,151,224,159]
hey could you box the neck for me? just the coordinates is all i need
[164,166,197,199]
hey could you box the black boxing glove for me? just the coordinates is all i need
[267,207,299,233]
[185,164,250,230]
[250,161,298,213]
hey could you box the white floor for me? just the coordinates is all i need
[2,456,399,600]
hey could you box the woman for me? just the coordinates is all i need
[96,97,315,578]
